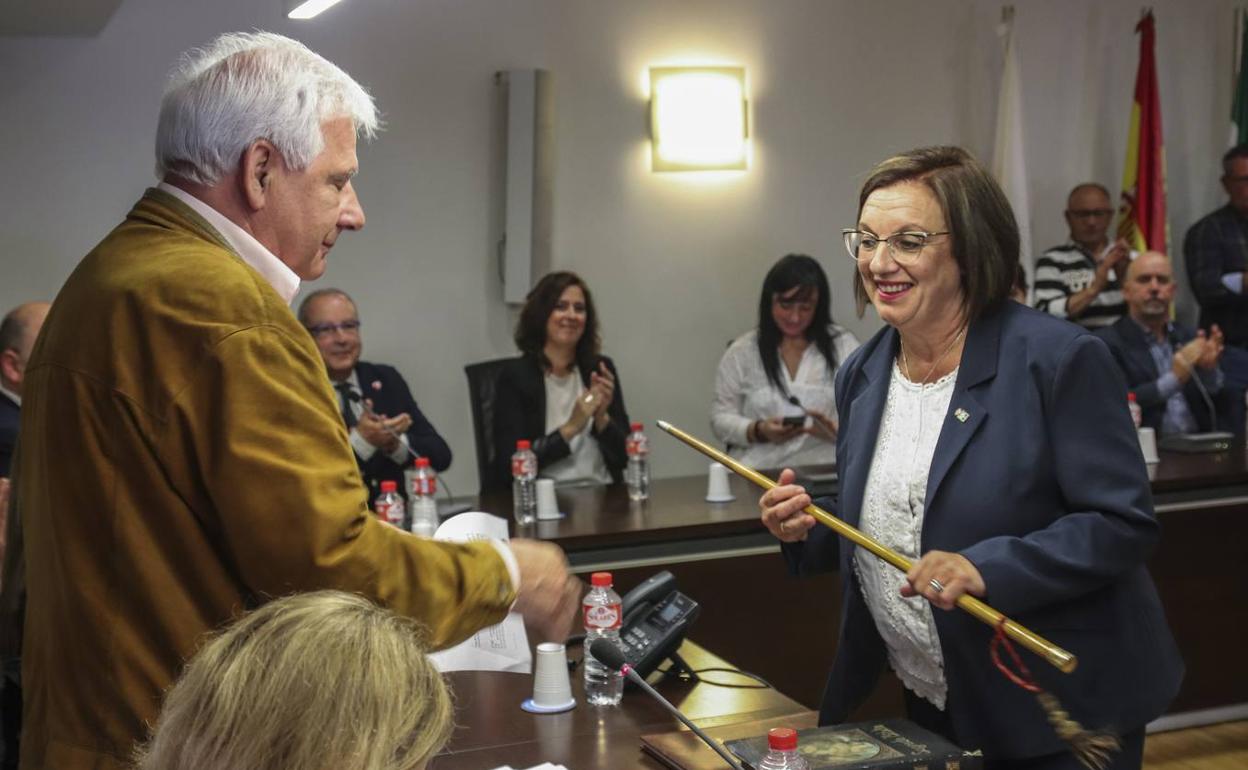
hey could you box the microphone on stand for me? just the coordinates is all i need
[589,639,744,770]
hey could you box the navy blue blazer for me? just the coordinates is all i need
[783,301,1182,760]
[350,361,452,505]
[1094,316,1232,433]
[0,393,17,477]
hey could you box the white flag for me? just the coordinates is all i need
[991,6,1033,296]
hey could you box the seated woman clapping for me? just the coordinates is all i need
[493,271,631,488]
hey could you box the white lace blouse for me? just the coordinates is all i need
[854,361,958,709]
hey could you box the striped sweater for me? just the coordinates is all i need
[1032,242,1126,329]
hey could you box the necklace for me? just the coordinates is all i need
[900,326,966,385]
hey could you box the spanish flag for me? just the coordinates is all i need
[1116,11,1167,253]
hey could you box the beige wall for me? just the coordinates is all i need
[0,0,1238,491]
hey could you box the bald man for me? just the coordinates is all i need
[0,302,50,477]
[1094,252,1231,435]
[1033,183,1132,329]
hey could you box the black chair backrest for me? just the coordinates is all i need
[464,357,514,492]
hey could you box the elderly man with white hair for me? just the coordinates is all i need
[4,32,580,770]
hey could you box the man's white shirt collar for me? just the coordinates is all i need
[0,382,19,407]
[156,182,301,305]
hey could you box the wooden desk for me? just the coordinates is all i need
[472,449,1248,722]
[1145,444,1248,718]
[476,466,866,715]
[434,641,806,769]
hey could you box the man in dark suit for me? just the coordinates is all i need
[1095,251,1232,435]
[0,302,50,479]
[298,289,451,505]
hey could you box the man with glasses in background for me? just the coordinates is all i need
[1033,182,1132,329]
[298,288,451,506]
[1186,144,1248,349]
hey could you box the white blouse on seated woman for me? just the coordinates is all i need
[541,367,612,484]
[712,324,859,468]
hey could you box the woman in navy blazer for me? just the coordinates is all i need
[760,147,1181,769]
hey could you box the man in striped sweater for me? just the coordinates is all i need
[1033,183,1132,329]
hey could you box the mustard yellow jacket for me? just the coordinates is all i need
[16,190,514,770]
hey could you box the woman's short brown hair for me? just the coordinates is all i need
[134,591,454,770]
[514,271,602,371]
[852,146,1019,323]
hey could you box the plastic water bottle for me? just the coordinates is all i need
[511,440,538,526]
[408,457,439,537]
[626,422,650,502]
[1128,392,1143,429]
[757,728,810,770]
[582,571,625,706]
[374,480,405,529]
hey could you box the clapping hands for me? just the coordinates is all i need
[1174,325,1224,379]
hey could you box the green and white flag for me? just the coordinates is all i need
[1232,8,1248,146]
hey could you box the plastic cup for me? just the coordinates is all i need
[705,462,735,502]
[529,642,574,710]
[1138,426,1160,464]
[536,478,560,520]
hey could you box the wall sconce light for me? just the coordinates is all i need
[285,0,345,20]
[648,66,748,172]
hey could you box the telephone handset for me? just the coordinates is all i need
[616,570,701,681]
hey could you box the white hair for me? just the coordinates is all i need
[155,31,380,185]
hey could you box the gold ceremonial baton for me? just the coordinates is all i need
[657,419,1077,674]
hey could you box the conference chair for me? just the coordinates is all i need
[464,358,513,493]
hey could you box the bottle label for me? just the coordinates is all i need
[375,499,404,527]
[584,601,621,630]
[416,476,436,496]
[626,437,648,457]
[512,455,534,477]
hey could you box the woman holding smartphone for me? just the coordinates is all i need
[711,253,859,468]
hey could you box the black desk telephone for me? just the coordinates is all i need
[614,571,701,682]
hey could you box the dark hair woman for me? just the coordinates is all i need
[492,271,630,490]
[759,147,1180,769]
[711,254,859,467]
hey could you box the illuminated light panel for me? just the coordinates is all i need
[649,66,747,172]
[286,0,345,20]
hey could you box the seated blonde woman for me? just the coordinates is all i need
[135,591,452,770]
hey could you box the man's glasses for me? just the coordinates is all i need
[842,229,949,265]
[1067,208,1114,220]
[306,320,361,338]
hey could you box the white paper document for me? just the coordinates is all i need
[427,512,532,674]
[489,764,569,770]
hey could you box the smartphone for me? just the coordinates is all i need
[781,414,806,427]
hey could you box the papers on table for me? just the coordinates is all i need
[427,512,532,674]
[489,765,568,770]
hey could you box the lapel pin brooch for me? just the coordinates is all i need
[954,408,970,423]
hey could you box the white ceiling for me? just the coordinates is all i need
[0,0,122,36]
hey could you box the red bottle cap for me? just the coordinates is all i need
[517,439,531,450]
[767,728,798,751]
[380,480,398,493]
[415,457,431,468]
[590,572,613,587]
[1128,392,1137,402]
[630,422,643,432]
